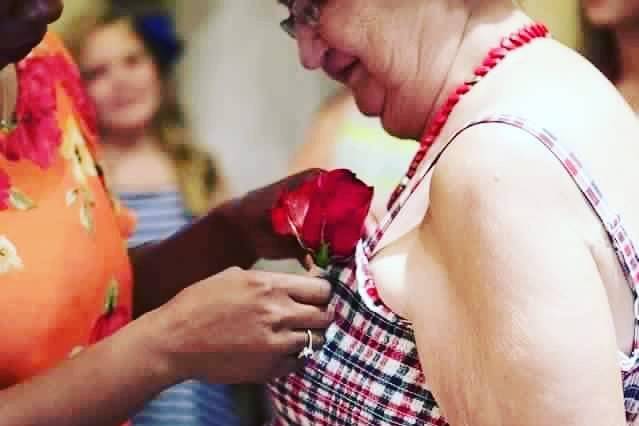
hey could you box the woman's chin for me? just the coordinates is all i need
[105,111,155,135]
[352,84,385,118]
[379,112,424,141]
[104,119,151,137]
[349,68,386,116]
[353,95,383,118]
[352,94,419,139]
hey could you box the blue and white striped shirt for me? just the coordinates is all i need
[119,190,240,426]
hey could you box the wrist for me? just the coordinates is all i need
[128,308,186,387]
[213,197,259,267]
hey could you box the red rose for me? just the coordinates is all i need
[272,169,373,268]
[89,282,131,344]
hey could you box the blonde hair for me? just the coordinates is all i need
[64,8,225,215]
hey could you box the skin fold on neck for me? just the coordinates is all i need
[384,0,529,139]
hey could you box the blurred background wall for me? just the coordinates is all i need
[53,0,582,195]
[520,0,581,48]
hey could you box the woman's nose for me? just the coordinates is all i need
[296,25,328,70]
[110,65,132,92]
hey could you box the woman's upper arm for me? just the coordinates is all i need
[409,126,626,425]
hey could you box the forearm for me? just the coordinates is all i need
[132,200,257,317]
[0,312,176,426]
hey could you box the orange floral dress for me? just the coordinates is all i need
[0,32,135,398]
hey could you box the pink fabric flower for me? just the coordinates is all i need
[0,54,98,169]
[0,168,11,210]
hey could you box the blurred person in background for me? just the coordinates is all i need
[68,8,225,221]
[291,88,417,220]
[66,7,240,426]
[582,0,639,111]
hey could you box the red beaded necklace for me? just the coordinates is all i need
[387,23,550,209]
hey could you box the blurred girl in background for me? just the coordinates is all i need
[67,7,239,426]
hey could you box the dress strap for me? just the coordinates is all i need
[447,115,639,296]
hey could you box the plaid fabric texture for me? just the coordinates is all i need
[269,264,444,425]
[269,115,639,424]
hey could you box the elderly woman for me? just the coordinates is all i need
[269,0,639,424]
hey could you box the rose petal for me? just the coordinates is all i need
[300,192,325,251]
[272,174,323,243]
[313,170,373,258]
[271,191,295,236]
[320,169,356,186]
[324,184,373,258]
[323,177,372,223]
[283,178,317,230]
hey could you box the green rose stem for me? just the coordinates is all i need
[313,242,331,269]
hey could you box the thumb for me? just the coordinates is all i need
[300,254,313,272]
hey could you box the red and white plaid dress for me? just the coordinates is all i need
[269,115,639,425]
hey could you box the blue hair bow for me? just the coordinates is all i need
[133,12,184,73]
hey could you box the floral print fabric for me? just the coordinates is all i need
[0,33,135,390]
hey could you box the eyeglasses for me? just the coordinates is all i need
[278,0,321,39]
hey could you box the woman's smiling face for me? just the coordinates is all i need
[278,0,441,139]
